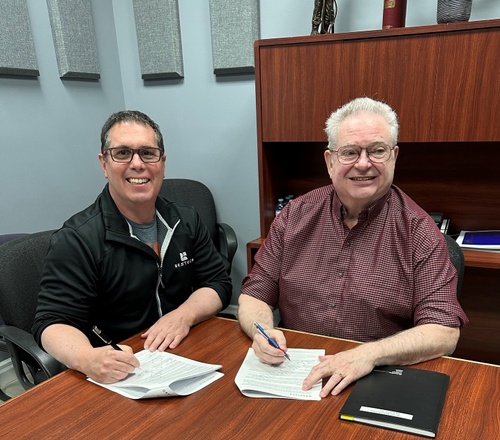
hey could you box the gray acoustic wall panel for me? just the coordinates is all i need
[46,0,100,79]
[209,0,260,75]
[133,0,184,80]
[0,0,39,77]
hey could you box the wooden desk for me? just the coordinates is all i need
[0,318,499,439]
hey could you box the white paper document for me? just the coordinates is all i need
[235,348,325,400]
[88,350,223,399]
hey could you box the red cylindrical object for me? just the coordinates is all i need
[383,0,407,29]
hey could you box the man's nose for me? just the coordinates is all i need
[130,151,145,167]
[355,149,372,167]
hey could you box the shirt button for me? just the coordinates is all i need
[338,271,344,276]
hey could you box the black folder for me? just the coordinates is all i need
[339,366,449,438]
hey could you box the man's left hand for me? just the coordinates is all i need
[141,309,190,351]
[302,346,375,397]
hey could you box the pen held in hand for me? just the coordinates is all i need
[92,325,123,351]
[254,322,291,361]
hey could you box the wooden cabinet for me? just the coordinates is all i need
[249,19,500,364]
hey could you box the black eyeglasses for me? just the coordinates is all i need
[330,143,395,165]
[103,147,164,163]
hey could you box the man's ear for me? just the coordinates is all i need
[98,153,108,179]
[324,149,334,179]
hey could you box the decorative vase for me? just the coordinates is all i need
[437,0,472,24]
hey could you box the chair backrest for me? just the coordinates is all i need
[0,233,29,326]
[0,230,54,331]
[159,178,218,240]
[444,234,465,297]
[0,233,29,247]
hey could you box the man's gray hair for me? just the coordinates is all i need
[325,97,399,149]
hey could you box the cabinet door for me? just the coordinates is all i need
[432,29,500,141]
[342,34,439,143]
[258,43,344,142]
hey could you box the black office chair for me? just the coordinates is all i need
[444,234,465,297]
[0,233,29,401]
[159,178,237,274]
[0,230,66,399]
[0,233,28,329]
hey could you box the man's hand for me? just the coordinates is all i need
[141,309,190,351]
[302,346,375,397]
[252,328,288,365]
[84,345,139,384]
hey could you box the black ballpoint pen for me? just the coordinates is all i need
[92,325,123,351]
[254,322,291,361]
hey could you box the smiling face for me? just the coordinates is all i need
[324,111,398,216]
[98,121,166,223]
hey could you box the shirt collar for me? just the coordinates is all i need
[332,187,392,224]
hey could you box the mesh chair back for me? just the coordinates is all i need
[0,233,28,247]
[0,233,29,326]
[0,231,54,332]
[159,179,217,240]
[444,234,465,297]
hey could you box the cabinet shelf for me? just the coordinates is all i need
[463,249,500,269]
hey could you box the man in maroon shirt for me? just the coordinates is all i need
[238,97,468,398]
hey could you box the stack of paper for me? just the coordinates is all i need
[88,350,223,399]
[235,348,324,400]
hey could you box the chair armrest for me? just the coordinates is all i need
[217,223,238,264]
[0,325,66,390]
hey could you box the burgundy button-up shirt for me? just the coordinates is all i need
[241,185,468,342]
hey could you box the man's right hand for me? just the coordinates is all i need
[252,328,288,365]
[83,345,139,384]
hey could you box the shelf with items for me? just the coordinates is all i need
[258,141,330,237]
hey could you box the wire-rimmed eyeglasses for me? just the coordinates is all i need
[103,147,164,163]
[330,143,395,165]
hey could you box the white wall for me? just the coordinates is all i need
[1,0,499,303]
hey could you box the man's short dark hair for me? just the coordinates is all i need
[100,110,164,152]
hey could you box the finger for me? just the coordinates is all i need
[319,371,346,397]
[144,332,170,351]
[167,333,186,350]
[141,327,152,338]
[303,362,330,390]
[155,333,177,351]
[253,341,285,365]
[144,332,164,351]
[255,334,285,355]
[256,340,285,359]
[120,353,141,369]
[302,371,320,391]
[104,365,134,383]
[271,332,287,347]
[117,344,134,354]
